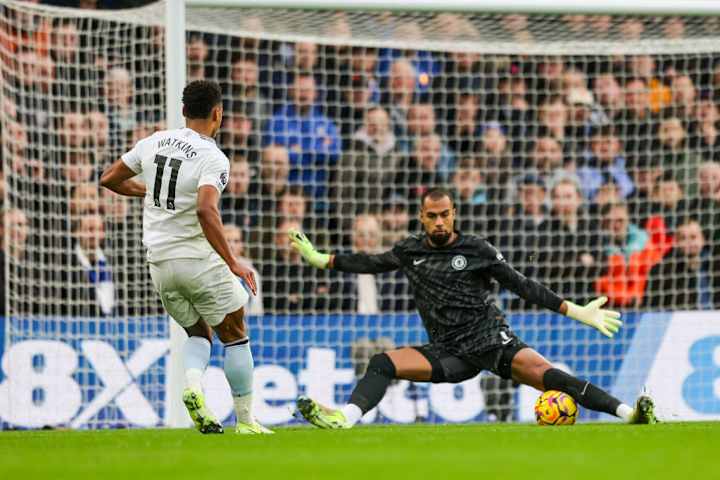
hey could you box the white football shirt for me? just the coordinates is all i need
[121,127,230,263]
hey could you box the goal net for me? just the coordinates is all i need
[1,0,719,428]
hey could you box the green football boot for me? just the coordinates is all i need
[182,388,224,434]
[630,394,659,424]
[235,421,274,435]
[296,396,351,429]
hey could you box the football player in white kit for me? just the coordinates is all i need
[100,80,272,434]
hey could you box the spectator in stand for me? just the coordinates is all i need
[335,106,400,215]
[87,109,111,164]
[650,170,688,233]
[536,177,601,302]
[69,182,100,216]
[0,208,34,314]
[224,224,264,315]
[533,56,565,95]
[565,87,609,153]
[690,97,720,162]
[476,122,512,206]
[578,125,634,201]
[218,105,260,161]
[689,161,720,244]
[645,217,719,309]
[265,72,341,206]
[394,133,450,209]
[619,18,644,41]
[595,202,665,308]
[342,213,414,313]
[261,218,343,312]
[379,194,410,250]
[377,21,441,94]
[228,52,272,130]
[104,67,137,154]
[626,153,664,226]
[67,213,116,316]
[220,155,252,229]
[400,102,455,177]
[510,134,575,203]
[537,95,570,146]
[382,58,417,138]
[50,18,98,103]
[249,144,290,215]
[452,157,491,235]
[277,185,308,224]
[56,110,90,151]
[656,116,703,197]
[593,73,625,121]
[14,49,54,139]
[500,174,548,267]
[433,50,485,130]
[667,74,698,120]
[626,55,671,113]
[332,74,377,147]
[2,120,44,200]
[619,77,658,154]
[186,33,210,82]
[447,93,481,154]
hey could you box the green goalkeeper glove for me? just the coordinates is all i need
[288,229,330,269]
[565,296,622,338]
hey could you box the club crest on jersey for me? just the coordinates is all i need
[451,255,467,270]
[219,171,228,187]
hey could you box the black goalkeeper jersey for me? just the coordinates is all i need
[333,232,563,354]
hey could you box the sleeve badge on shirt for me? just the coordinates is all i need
[219,171,228,187]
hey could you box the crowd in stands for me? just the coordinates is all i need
[1,5,719,317]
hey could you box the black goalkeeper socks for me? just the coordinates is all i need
[543,368,621,417]
[349,353,396,413]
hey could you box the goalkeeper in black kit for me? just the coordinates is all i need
[290,188,658,427]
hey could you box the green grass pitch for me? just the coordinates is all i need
[0,422,716,480]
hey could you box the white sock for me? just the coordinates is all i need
[340,403,363,427]
[183,336,211,392]
[233,393,253,424]
[617,403,634,422]
[224,339,254,424]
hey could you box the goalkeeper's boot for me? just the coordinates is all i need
[235,420,274,435]
[296,396,351,429]
[183,388,224,434]
[630,394,659,424]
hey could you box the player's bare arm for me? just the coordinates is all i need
[100,159,147,197]
[196,184,257,295]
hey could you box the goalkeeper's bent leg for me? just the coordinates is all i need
[543,368,632,419]
[342,353,397,426]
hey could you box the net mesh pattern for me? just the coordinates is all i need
[0,1,719,427]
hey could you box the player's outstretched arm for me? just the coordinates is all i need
[559,296,622,338]
[488,261,622,338]
[100,159,146,197]
[197,185,257,295]
[288,229,401,274]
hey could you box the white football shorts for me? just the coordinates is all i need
[149,253,249,328]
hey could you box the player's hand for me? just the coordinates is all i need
[230,262,257,296]
[564,296,622,338]
[288,229,330,269]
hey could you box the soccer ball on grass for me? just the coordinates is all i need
[534,390,578,426]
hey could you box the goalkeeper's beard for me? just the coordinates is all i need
[428,229,451,246]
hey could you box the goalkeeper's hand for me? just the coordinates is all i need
[564,296,622,338]
[288,229,330,269]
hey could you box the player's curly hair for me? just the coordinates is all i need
[182,80,222,119]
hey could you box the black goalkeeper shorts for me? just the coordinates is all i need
[414,332,529,383]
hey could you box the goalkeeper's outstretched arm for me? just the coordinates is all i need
[288,229,401,274]
[488,261,622,338]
